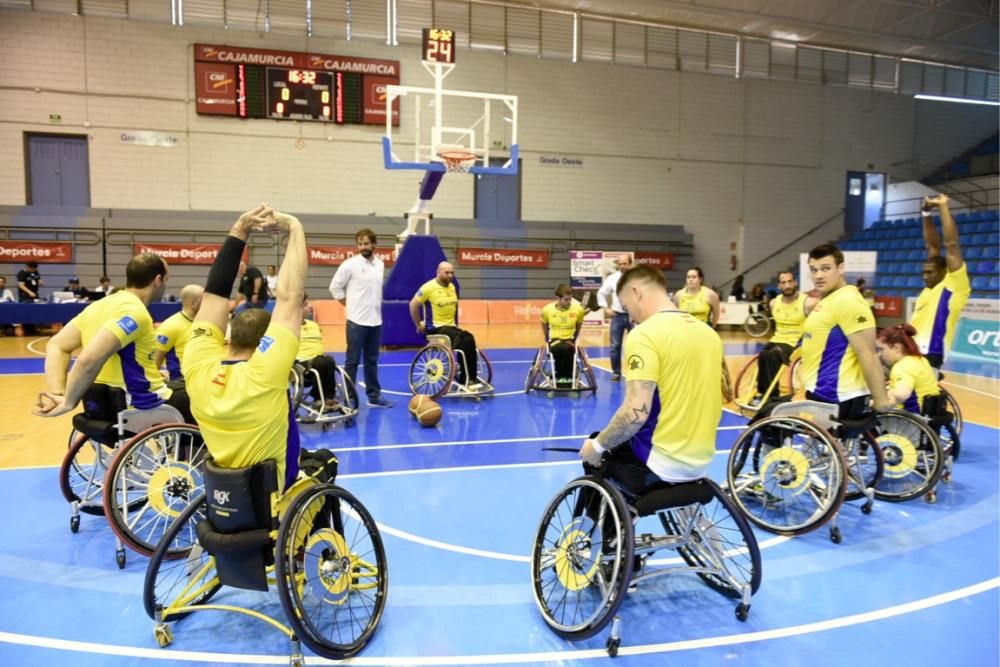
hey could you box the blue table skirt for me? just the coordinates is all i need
[0,302,181,324]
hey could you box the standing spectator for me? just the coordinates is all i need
[234,262,269,312]
[330,229,392,407]
[93,276,114,297]
[0,276,14,303]
[265,264,278,299]
[17,261,41,302]
[730,274,746,301]
[596,254,634,382]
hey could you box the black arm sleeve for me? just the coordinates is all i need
[205,236,246,299]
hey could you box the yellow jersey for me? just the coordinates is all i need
[676,287,712,324]
[769,293,808,347]
[910,263,971,359]
[416,279,459,330]
[297,319,325,359]
[541,301,585,341]
[69,290,171,409]
[183,321,300,490]
[623,310,722,482]
[801,285,874,403]
[154,311,193,381]
[889,354,940,414]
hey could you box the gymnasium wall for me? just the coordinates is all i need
[1,9,997,290]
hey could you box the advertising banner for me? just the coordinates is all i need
[135,243,248,265]
[308,246,396,266]
[457,248,549,267]
[0,242,72,263]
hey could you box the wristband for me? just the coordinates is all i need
[921,210,933,218]
[591,437,607,455]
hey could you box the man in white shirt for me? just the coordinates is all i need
[329,228,393,408]
[596,254,633,382]
[0,276,14,303]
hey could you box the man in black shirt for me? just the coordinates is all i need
[64,277,90,301]
[234,262,269,312]
[17,261,41,303]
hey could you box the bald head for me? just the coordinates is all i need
[179,284,204,317]
[436,262,455,286]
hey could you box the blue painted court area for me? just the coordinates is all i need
[0,347,997,665]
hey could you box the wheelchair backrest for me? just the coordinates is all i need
[198,458,278,591]
[81,384,128,421]
[920,393,946,417]
[770,400,838,431]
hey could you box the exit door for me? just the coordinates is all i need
[26,134,91,206]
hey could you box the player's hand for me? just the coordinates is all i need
[603,308,614,318]
[34,392,73,418]
[580,438,604,467]
[871,397,894,413]
[266,210,302,233]
[236,203,272,231]
[923,194,949,209]
[416,322,426,334]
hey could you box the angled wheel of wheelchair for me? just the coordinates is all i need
[409,343,455,399]
[841,432,884,503]
[289,364,307,411]
[660,479,762,599]
[727,415,847,535]
[524,345,548,393]
[872,410,945,502]
[576,347,597,392]
[60,433,114,517]
[744,313,772,338]
[941,387,963,436]
[786,358,804,397]
[143,495,221,621]
[275,484,388,660]
[530,476,634,640]
[477,349,493,384]
[733,355,760,409]
[104,424,208,557]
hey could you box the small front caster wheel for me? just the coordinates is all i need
[154,624,173,647]
[69,515,80,534]
[606,637,620,657]
[830,527,842,544]
[736,603,750,621]
[116,549,126,570]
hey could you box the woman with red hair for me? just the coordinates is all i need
[875,324,941,413]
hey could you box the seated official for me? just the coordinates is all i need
[296,295,343,409]
[541,284,586,388]
[182,204,307,491]
[408,261,481,388]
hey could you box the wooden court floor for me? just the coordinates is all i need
[1,323,996,471]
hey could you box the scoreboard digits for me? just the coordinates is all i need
[266,68,334,120]
[422,28,456,64]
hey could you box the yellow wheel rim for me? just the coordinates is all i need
[880,434,918,478]
[762,446,811,493]
[553,519,600,591]
[147,465,196,518]
[425,358,445,381]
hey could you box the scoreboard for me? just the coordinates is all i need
[195,44,398,125]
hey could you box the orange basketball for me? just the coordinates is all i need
[409,395,442,427]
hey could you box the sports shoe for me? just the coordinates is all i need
[366,396,394,408]
[466,382,484,391]
[610,374,621,382]
[748,396,762,409]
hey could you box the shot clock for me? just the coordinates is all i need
[422,28,456,64]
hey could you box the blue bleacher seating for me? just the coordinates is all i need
[973,233,989,244]
[984,246,999,260]
[988,232,999,245]
[971,275,990,291]
[905,275,923,289]
[975,221,992,233]
[975,261,995,274]
[956,212,970,223]
[967,246,984,260]
[990,276,999,291]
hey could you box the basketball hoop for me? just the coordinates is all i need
[438,149,477,173]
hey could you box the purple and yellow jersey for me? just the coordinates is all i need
[297,319,324,359]
[770,293,809,347]
[541,301,585,341]
[801,285,874,403]
[889,354,941,414]
[623,310,722,482]
[154,311,193,382]
[676,286,712,324]
[69,290,170,409]
[416,279,459,330]
[911,263,971,360]
[183,321,300,490]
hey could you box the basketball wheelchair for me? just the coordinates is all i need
[61,384,206,569]
[531,470,761,656]
[726,400,945,543]
[409,333,495,399]
[524,341,597,393]
[143,453,387,662]
[732,348,803,416]
[743,305,772,338]
[289,358,359,429]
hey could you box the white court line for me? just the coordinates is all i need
[942,380,1000,400]
[0,578,994,664]
[26,336,49,357]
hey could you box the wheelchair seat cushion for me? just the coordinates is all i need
[837,414,877,437]
[71,413,121,444]
[633,479,715,517]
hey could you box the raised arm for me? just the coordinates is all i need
[921,196,943,258]
[926,194,963,271]
[268,211,307,336]
[198,205,272,331]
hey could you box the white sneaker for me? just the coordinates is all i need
[467,382,484,391]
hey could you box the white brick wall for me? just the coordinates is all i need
[1,9,997,289]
